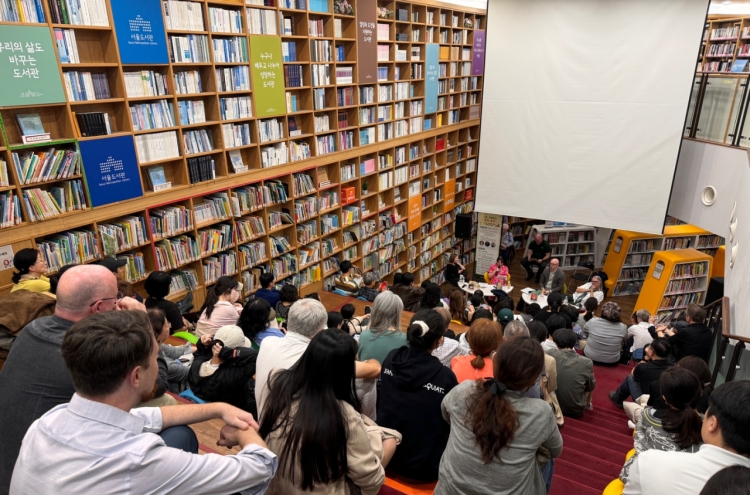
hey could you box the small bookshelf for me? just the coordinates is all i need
[528,224,598,270]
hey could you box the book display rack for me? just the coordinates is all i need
[635,249,713,324]
[601,225,724,297]
[0,0,487,303]
[528,224,598,270]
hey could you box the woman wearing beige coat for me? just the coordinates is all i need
[259,329,398,495]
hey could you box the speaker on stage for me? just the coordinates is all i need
[455,213,472,239]
[705,277,724,306]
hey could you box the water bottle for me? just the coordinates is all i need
[459,275,464,284]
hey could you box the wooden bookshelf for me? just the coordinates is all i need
[602,224,725,297]
[528,224,597,270]
[0,0,486,301]
[506,216,541,251]
[635,249,712,324]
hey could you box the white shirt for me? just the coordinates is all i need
[255,332,309,416]
[572,282,604,305]
[628,322,654,352]
[10,394,277,495]
[624,444,750,495]
[541,339,558,352]
[432,337,469,367]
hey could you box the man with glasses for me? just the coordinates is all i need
[539,258,565,294]
[0,264,145,495]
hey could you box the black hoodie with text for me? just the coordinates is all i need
[377,345,458,482]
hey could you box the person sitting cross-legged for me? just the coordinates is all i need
[358,271,382,302]
[9,310,277,495]
[569,275,604,306]
[334,260,363,296]
[609,337,672,410]
[623,380,750,495]
[546,329,595,418]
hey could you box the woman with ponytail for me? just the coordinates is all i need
[195,276,242,338]
[10,248,50,293]
[377,309,459,482]
[450,319,501,382]
[620,366,703,483]
[436,336,563,495]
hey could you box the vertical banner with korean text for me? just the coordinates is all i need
[408,194,421,232]
[425,43,439,114]
[249,35,286,118]
[0,26,65,107]
[475,212,502,275]
[356,0,377,83]
[471,30,485,76]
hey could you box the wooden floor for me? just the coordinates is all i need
[173,262,639,457]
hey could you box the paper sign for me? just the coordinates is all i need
[0,245,14,271]
[408,194,420,232]
[444,178,456,209]
[249,36,286,118]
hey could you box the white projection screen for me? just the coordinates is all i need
[475,0,709,234]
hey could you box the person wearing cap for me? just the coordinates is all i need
[189,325,259,417]
[100,256,145,303]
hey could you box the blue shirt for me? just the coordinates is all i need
[253,327,285,346]
[254,288,280,307]
[11,394,277,495]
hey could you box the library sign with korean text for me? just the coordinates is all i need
[0,26,65,107]
[425,44,439,114]
[250,36,286,118]
[111,0,169,64]
[79,135,144,208]
[472,30,485,76]
[356,0,377,83]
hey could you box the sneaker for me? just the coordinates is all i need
[609,391,624,409]
[364,305,372,315]
[628,420,636,430]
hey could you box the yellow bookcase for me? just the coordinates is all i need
[635,249,712,324]
[602,224,724,297]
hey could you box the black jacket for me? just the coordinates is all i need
[668,323,713,362]
[377,345,458,482]
[189,341,258,417]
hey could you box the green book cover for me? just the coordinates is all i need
[249,35,287,118]
[0,25,66,107]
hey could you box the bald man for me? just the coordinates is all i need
[0,264,145,494]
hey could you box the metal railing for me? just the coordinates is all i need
[705,297,750,387]
[684,73,750,148]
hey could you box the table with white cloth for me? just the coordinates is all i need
[520,289,570,309]
[458,281,513,296]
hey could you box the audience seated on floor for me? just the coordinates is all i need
[341,303,369,336]
[388,272,422,312]
[699,465,750,495]
[620,367,703,484]
[333,260,363,296]
[628,309,655,356]
[539,258,565,294]
[623,380,750,495]
[656,303,713,363]
[450,319,502,383]
[467,290,491,321]
[527,320,563,426]
[239,298,284,348]
[0,264,145,494]
[569,275,604,305]
[194,277,243,339]
[471,308,495,324]
[676,356,713,415]
[275,284,299,321]
[448,289,470,325]
[358,271,382,302]
[611,338,672,412]
[327,310,343,329]
[99,257,144,302]
[148,308,191,396]
[0,284,56,352]
[419,281,445,311]
[255,299,380,416]
[189,325,258,416]
[357,292,405,364]
[533,292,571,327]
[144,271,186,333]
[578,296,599,329]
[521,233,552,283]
[259,329,395,495]
[432,306,469,366]
[10,248,51,294]
[436,336,563,495]
[522,302,541,323]
[546,328,595,418]
[582,301,627,365]
[542,314,567,352]
[9,310,277,495]
[255,273,281,307]
[378,309,458,482]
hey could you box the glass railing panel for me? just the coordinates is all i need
[695,76,742,143]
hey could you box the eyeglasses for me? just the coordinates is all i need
[89,292,124,307]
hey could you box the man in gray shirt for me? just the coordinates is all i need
[547,329,596,417]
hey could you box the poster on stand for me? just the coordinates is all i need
[475,212,502,276]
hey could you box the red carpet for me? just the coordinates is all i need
[379,362,634,495]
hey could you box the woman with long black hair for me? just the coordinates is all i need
[194,276,242,338]
[436,336,563,495]
[259,329,387,495]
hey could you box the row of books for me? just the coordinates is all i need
[155,235,200,271]
[187,156,216,184]
[54,29,79,64]
[75,112,113,137]
[208,6,243,33]
[38,230,100,271]
[12,148,80,186]
[151,205,193,239]
[62,71,110,101]
[659,292,702,310]
[169,34,210,63]
[203,252,237,284]
[125,70,170,98]
[223,123,253,148]
[0,192,22,228]
[135,131,181,164]
[665,278,702,294]
[23,180,87,222]
[248,7,277,35]
[177,100,206,125]
[259,118,284,143]
[131,101,175,131]
[283,64,304,88]
[163,0,205,31]
[212,36,248,63]
[118,253,147,283]
[236,217,265,242]
[46,0,108,26]
[216,66,250,92]
[170,269,199,294]
[664,237,693,250]
[175,70,203,95]
[282,41,298,62]
[672,262,708,278]
[296,220,317,244]
[198,224,233,255]
[239,242,267,269]
[261,142,288,168]
[98,216,148,253]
